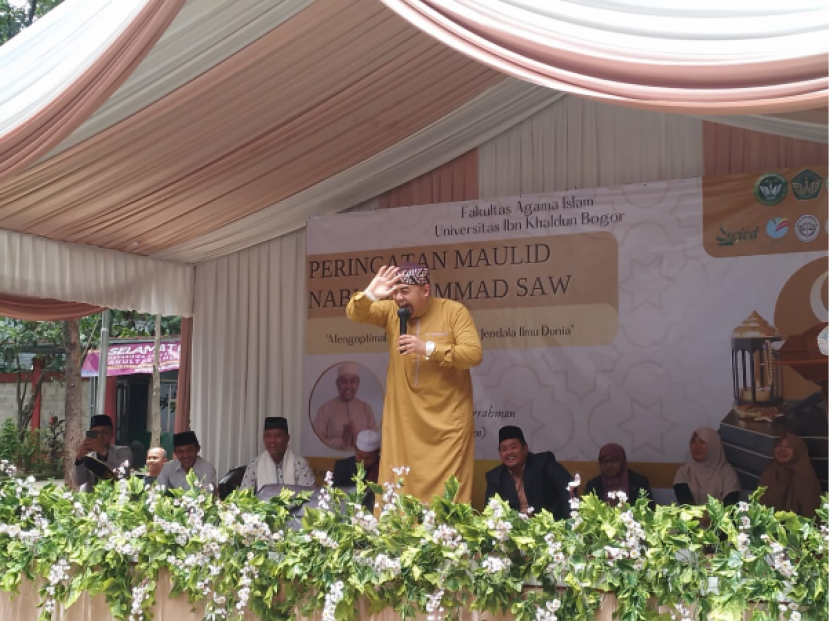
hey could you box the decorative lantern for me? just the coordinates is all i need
[731,311,784,413]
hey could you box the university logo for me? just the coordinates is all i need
[791,169,822,200]
[716,226,758,246]
[753,172,787,206]
[765,217,789,239]
[795,214,820,243]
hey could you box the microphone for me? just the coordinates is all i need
[397,307,411,337]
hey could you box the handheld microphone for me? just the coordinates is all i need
[397,307,411,338]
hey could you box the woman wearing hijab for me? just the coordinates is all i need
[759,432,822,518]
[584,443,655,509]
[674,427,741,506]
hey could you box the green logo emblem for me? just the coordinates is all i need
[791,169,822,200]
[754,172,787,206]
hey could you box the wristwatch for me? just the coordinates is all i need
[425,341,435,360]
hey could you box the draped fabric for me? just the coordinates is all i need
[43,0,315,159]
[154,79,560,262]
[701,108,828,144]
[191,230,306,477]
[175,317,194,433]
[0,0,502,257]
[702,122,830,176]
[478,96,705,198]
[0,0,185,180]
[0,229,194,317]
[0,293,103,321]
[378,149,479,209]
[377,0,828,113]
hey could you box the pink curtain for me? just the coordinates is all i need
[175,317,193,433]
[379,0,828,114]
[703,122,829,176]
[0,0,185,182]
[0,292,104,321]
[378,149,479,208]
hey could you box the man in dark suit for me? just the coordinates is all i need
[484,426,572,519]
[333,429,380,509]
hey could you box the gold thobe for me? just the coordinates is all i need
[313,397,377,450]
[346,292,482,504]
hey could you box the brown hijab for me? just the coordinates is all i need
[759,433,822,518]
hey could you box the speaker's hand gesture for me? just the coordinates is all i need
[367,265,402,299]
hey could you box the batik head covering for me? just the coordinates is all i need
[759,432,822,518]
[398,262,430,285]
[673,427,741,504]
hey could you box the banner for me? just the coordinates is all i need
[303,167,827,472]
[82,341,181,377]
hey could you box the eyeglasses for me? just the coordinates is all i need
[599,458,621,465]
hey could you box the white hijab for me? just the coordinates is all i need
[674,427,741,504]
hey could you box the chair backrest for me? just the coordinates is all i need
[217,465,247,500]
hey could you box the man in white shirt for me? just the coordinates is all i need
[156,431,217,491]
[240,417,315,492]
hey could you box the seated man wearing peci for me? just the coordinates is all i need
[156,431,217,491]
[484,426,572,519]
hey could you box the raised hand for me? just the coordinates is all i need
[366,265,402,299]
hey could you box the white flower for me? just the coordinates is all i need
[481,555,512,574]
[310,530,339,549]
[426,589,445,620]
[535,599,561,621]
[373,554,402,576]
[322,581,346,621]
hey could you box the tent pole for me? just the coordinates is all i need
[96,310,111,418]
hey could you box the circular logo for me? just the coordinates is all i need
[795,214,820,243]
[819,327,829,356]
[754,172,788,206]
[765,217,789,239]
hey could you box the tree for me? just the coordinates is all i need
[1,319,66,439]
[0,0,65,45]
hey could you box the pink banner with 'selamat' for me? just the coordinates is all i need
[81,342,180,377]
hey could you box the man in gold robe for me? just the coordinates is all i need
[346,263,482,504]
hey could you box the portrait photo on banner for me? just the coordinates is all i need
[308,361,384,453]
